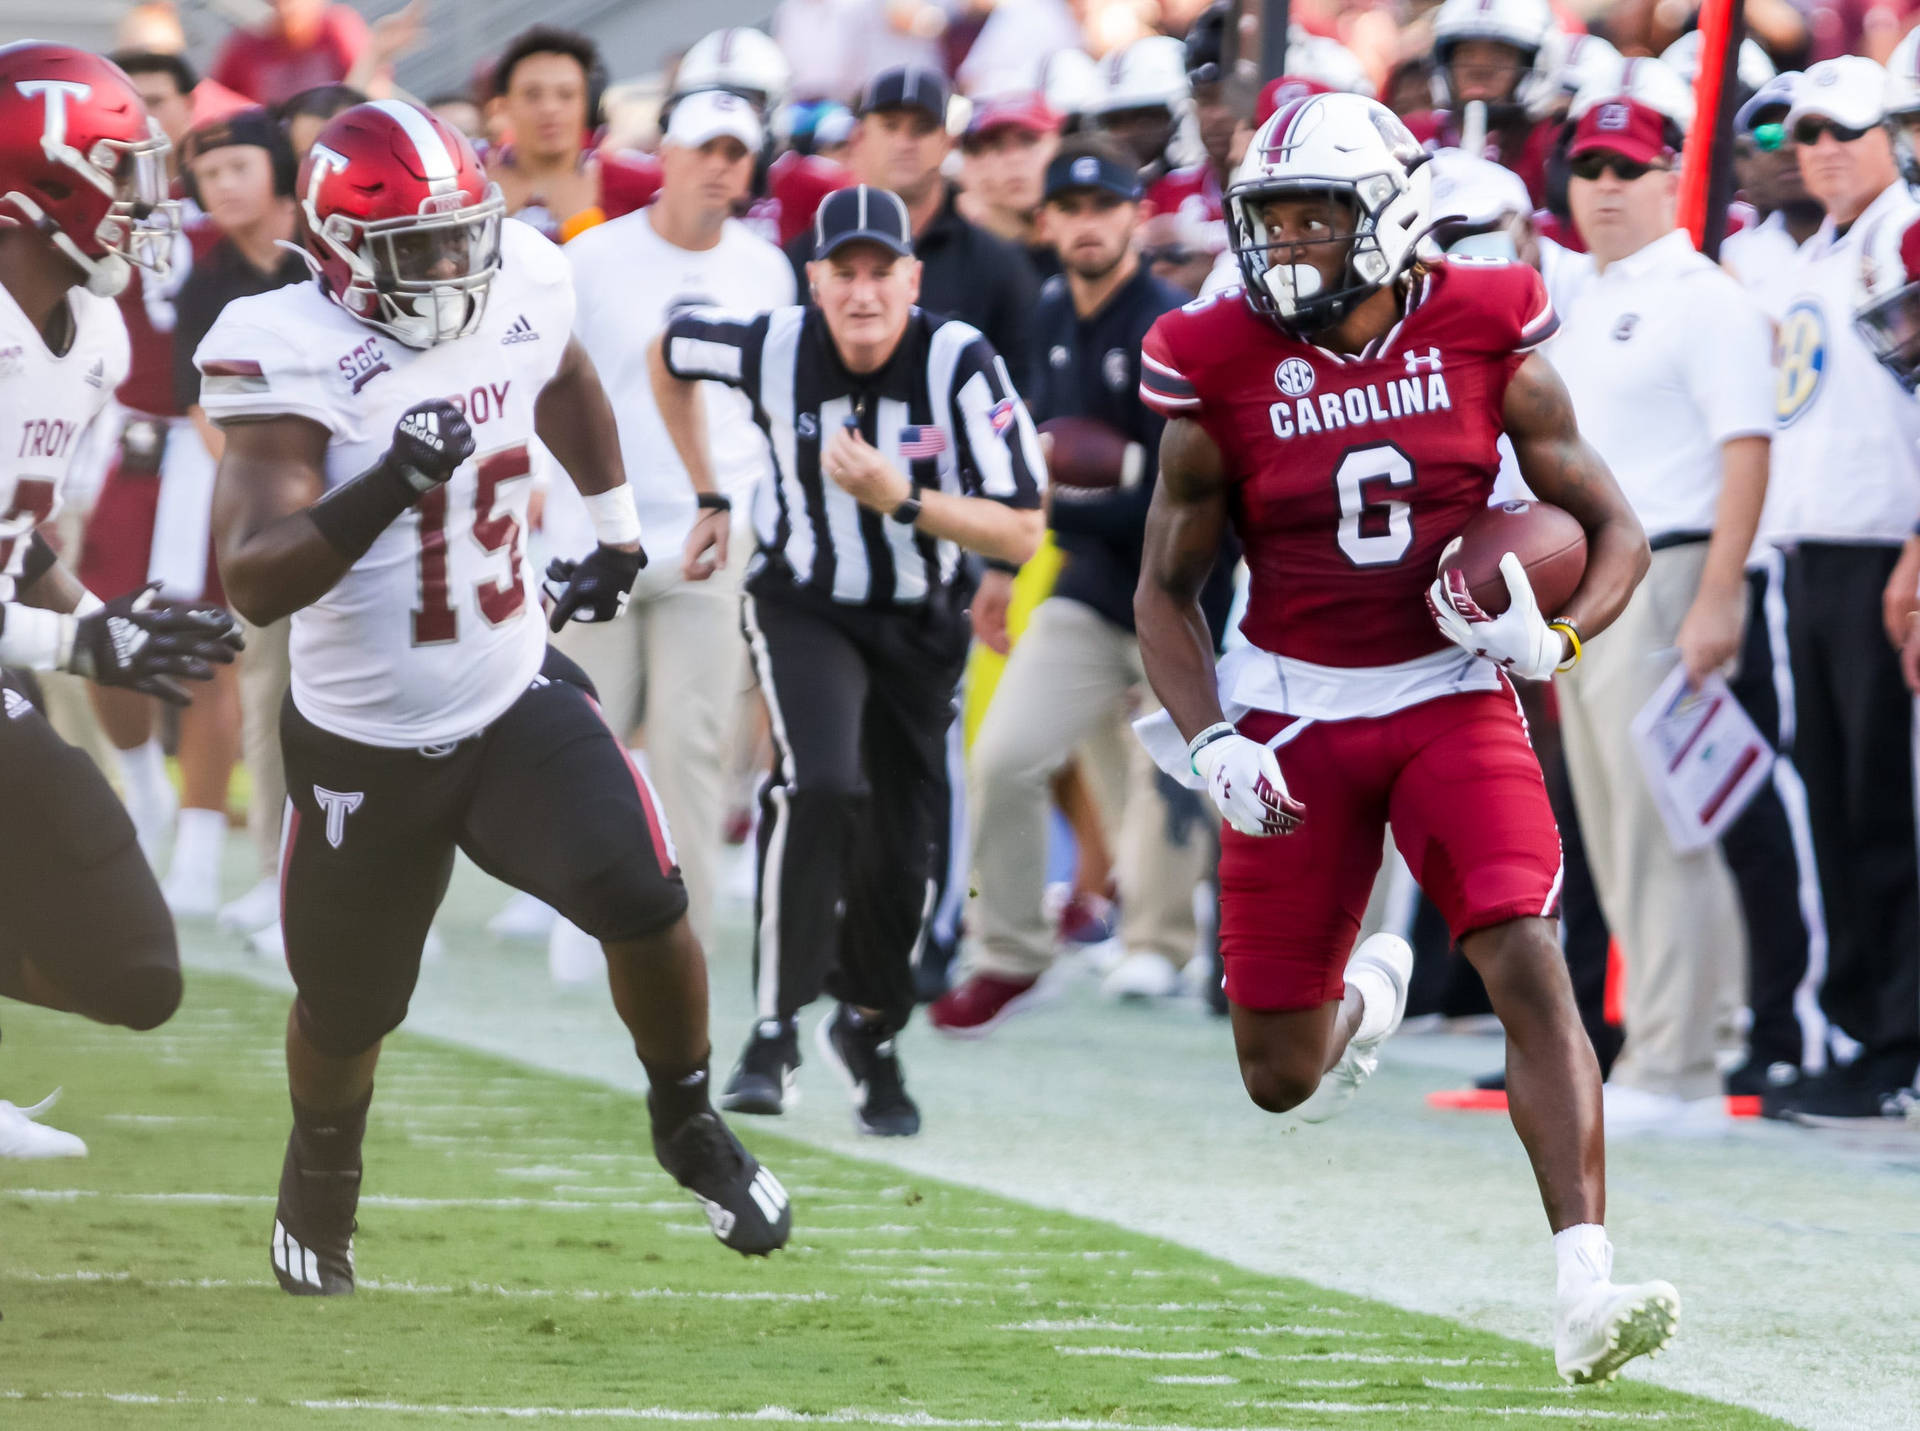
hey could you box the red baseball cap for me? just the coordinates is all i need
[1254,75,1337,127]
[1568,96,1675,166]
[963,93,1061,145]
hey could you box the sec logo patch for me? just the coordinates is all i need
[1274,356,1315,397]
[1775,301,1826,426]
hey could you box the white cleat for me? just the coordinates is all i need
[1555,1278,1681,1385]
[1101,950,1180,1000]
[1297,933,1413,1125]
[487,890,557,942]
[161,863,221,920]
[0,1091,88,1159]
[546,917,600,986]
[217,876,280,935]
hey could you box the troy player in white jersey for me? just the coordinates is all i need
[201,101,789,1294]
[0,42,241,1161]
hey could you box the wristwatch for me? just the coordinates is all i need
[889,492,923,526]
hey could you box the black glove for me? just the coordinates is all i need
[388,399,475,492]
[68,584,244,706]
[544,543,647,631]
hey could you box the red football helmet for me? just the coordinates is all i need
[1855,207,1920,391]
[0,41,179,297]
[298,100,504,349]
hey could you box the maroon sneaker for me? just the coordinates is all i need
[928,972,1050,1038]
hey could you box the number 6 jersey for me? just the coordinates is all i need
[196,222,574,747]
[1140,259,1556,674]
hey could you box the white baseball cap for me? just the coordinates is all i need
[666,89,763,152]
[1786,55,1888,132]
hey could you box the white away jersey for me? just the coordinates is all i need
[196,222,574,746]
[0,284,129,601]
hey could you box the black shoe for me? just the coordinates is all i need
[270,1129,358,1296]
[1725,1058,1800,1099]
[1765,1065,1910,1124]
[815,1004,921,1137]
[650,1100,791,1256]
[719,1019,799,1115]
[1474,1069,1506,1092]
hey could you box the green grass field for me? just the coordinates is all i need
[0,972,1790,1430]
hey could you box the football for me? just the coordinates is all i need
[1039,416,1147,490]
[1437,499,1587,617]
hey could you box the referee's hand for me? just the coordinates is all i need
[823,426,910,513]
[683,508,730,583]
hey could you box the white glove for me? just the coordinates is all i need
[1426,549,1564,683]
[1189,729,1305,837]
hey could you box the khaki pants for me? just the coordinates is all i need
[1557,542,1746,1100]
[239,615,291,878]
[552,539,750,950]
[966,596,1209,979]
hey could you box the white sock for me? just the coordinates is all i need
[120,738,170,811]
[1350,966,1397,1044]
[169,806,227,880]
[1553,1223,1613,1299]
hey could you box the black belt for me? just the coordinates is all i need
[1648,530,1711,553]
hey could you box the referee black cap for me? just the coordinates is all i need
[857,65,951,123]
[812,184,914,261]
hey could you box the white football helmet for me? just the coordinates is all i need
[1227,92,1435,334]
[674,27,791,113]
[1426,148,1534,258]
[1569,56,1696,135]
[1287,29,1375,96]
[1091,35,1190,115]
[1659,31,1777,93]
[1528,31,1623,120]
[1041,48,1104,120]
[1432,0,1558,111]
[1887,28,1920,186]
[1854,201,1920,388]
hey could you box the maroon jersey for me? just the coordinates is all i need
[1146,162,1224,224]
[749,151,855,247]
[114,219,222,419]
[1140,260,1556,668]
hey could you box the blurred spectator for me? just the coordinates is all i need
[429,93,486,143]
[553,91,795,955]
[955,0,1085,96]
[1757,57,1920,1120]
[775,0,872,102]
[488,27,604,241]
[933,137,1215,1031]
[117,1,186,55]
[1142,8,1233,260]
[1548,96,1775,1135]
[1086,36,1193,182]
[275,84,365,162]
[1408,0,1560,204]
[957,95,1063,278]
[1724,74,1822,295]
[209,0,367,108]
[112,50,196,156]
[787,66,1040,390]
[1138,208,1217,295]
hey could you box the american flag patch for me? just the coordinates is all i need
[987,398,1016,437]
[899,425,948,458]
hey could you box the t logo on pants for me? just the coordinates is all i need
[314,787,365,849]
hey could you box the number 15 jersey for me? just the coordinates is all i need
[196,222,574,748]
[1139,260,1556,670]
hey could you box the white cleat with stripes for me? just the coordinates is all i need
[1555,1278,1681,1385]
[0,1090,87,1159]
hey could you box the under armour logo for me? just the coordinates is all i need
[314,786,365,849]
[1404,347,1444,373]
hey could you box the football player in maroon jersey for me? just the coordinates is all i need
[1134,91,1675,1385]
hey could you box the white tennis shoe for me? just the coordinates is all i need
[0,1090,87,1159]
[1555,1277,1680,1385]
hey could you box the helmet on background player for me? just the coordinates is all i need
[1227,92,1435,334]
[674,27,791,116]
[1426,147,1535,259]
[1886,28,1920,187]
[1431,0,1558,115]
[1569,56,1695,137]
[1090,34,1192,166]
[0,41,180,297]
[298,100,505,350]
[1286,31,1374,96]
[1528,31,1623,122]
[1659,31,1777,107]
[1041,50,1105,130]
[1854,205,1920,389]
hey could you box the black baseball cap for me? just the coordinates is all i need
[858,65,951,123]
[811,184,914,261]
[1044,147,1144,204]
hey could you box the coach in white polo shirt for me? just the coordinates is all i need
[552,90,796,950]
[1549,96,1775,1136]
[1756,56,1920,1120]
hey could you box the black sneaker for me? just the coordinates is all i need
[1766,1065,1907,1124]
[270,1129,358,1296]
[720,1018,799,1115]
[1725,1058,1800,1100]
[815,1004,921,1137]
[650,1099,791,1256]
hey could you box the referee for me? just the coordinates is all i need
[649,185,1046,1136]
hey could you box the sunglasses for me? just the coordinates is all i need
[1750,121,1788,152]
[1569,152,1667,182]
[1791,118,1875,146]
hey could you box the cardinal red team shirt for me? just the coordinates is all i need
[1136,260,1566,1007]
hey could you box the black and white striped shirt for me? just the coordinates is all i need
[661,304,1046,608]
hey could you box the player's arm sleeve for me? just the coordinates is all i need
[1685,277,1775,443]
[659,308,769,392]
[942,331,1045,509]
[1511,264,1560,353]
[193,312,342,435]
[1138,314,1204,418]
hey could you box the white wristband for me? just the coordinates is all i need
[582,486,643,547]
[0,603,76,672]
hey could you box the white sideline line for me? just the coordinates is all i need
[0,1390,1317,1431]
[3,1189,698,1213]
[1152,1377,1239,1387]
[852,1248,1130,1259]
[1003,1320,1380,1340]
[1,1270,835,1303]
[1255,1404,1666,1422]
[1055,1347,1495,1367]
